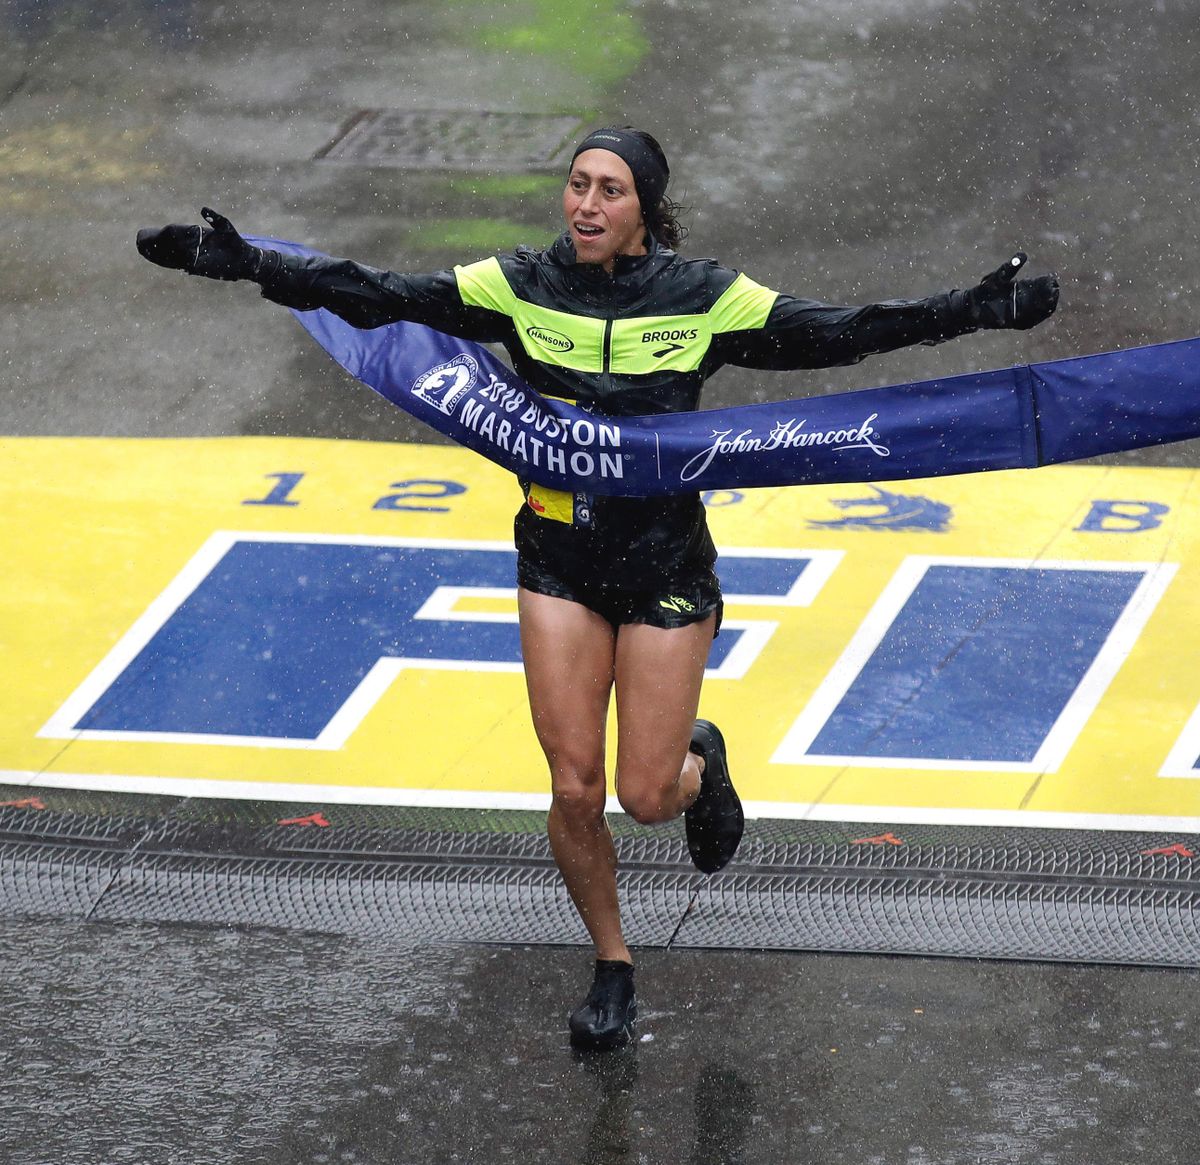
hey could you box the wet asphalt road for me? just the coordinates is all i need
[5,0,1200,1161]
[3,915,1200,1165]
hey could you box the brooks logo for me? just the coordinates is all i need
[642,328,696,360]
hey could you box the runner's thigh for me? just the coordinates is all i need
[612,615,715,791]
[517,587,617,779]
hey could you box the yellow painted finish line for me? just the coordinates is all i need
[3,435,1200,831]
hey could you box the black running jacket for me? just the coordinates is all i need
[254,233,972,584]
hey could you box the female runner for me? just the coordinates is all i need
[137,127,1058,1050]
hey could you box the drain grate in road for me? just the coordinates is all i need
[6,787,1200,966]
[316,110,585,171]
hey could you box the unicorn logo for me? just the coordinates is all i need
[411,354,479,416]
[808,485,952,532]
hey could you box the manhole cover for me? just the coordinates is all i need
[316,110,585,172]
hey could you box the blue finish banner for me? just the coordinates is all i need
[257,238,1200,496]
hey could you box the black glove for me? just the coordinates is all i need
[953,253,1060,331]
[136,207,263,281]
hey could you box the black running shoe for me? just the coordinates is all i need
[685,720,744,874]
[569,960,637,1051]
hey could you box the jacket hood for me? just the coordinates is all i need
[546,231,676,277]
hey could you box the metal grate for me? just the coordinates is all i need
[88,855,695,948]
[678,874,1200,964]
[316,110,584,171]
[3,787,1200,966]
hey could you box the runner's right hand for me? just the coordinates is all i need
[136,207,262,281]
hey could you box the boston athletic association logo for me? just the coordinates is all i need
[411,354,479,416]
[809,484,953,532]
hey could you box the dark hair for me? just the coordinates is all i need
[622,128,689,250]
[646,191,689,250]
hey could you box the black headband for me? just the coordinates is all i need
[570,128,669,215]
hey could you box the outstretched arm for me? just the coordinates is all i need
[712,253,1059,371]
[136,208,511,342]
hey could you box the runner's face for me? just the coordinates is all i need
[563,149,647,272]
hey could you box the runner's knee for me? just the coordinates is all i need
[616,777,677,826]
[550,762,608,823]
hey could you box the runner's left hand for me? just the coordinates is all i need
[956,253,1060,331]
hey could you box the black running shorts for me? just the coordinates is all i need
[518,554,723,634]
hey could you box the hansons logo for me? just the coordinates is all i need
[526,326,574,353]
[680,414,890,483]
[457,374,624,483]
[411,354,478,416]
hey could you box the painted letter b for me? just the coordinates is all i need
[1076,500,1170,533]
